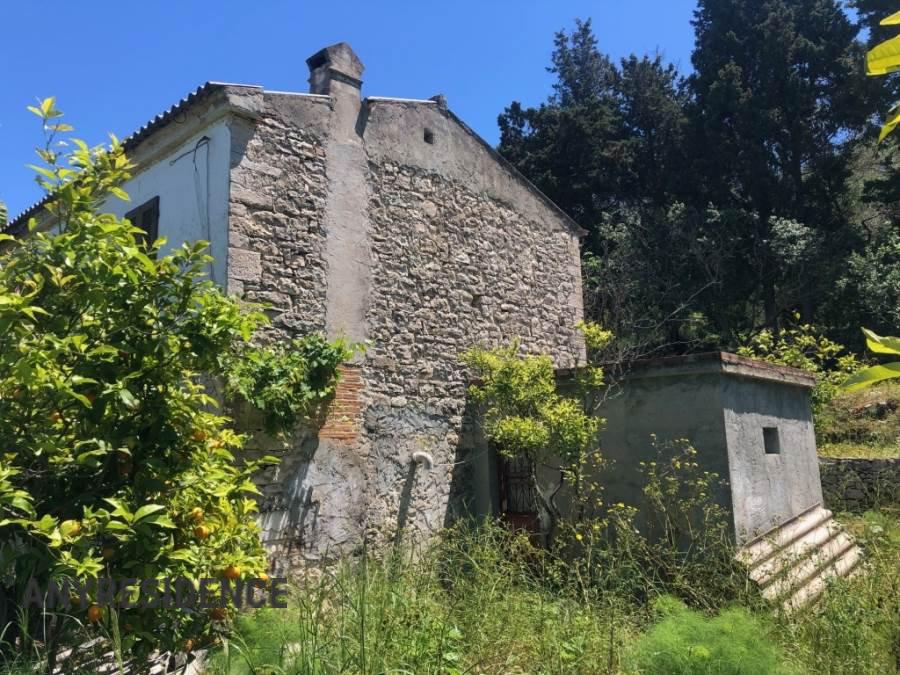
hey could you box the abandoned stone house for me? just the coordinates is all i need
[8,43,586,565]
[7,43,859,601]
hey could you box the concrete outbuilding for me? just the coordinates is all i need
[588,352,861,609]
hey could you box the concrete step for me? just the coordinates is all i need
[735,504,863,612]
[782,544,862,612]
[750,517,843,588]
[761,531,856,601]
[738,504,832,570]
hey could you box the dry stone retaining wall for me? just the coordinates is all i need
[819,457,900,511]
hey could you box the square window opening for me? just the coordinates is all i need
[763,426,781,455]
[424,128,435,144]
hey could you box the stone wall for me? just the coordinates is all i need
[819,457,900,512]
[224,84,585,563]
[226,98,330,340]
[359,160,583,544]
[227,94,373,568]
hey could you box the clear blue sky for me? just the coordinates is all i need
[0,0,698,218]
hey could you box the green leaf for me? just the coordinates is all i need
[109,186,130,202]
[118,388,139,409]
[168,549,196,562]
[842,362,900,391]
[862,328,900,356]
[9,495,35,516]
[867,35,900,76]
[133,504,166,523]
[140,514,176,529]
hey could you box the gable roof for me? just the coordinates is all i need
[4,81,230,235]
[6,81,585,239]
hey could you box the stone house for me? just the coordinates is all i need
[7,43,587,566]
[8,43,856,601]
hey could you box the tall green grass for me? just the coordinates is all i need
[205,526,642,674]
[202,507,899,675]
[774,508,900,675]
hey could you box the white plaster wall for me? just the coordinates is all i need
[101,120,232,287]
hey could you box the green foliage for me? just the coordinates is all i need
[818,381,900,459]
[462,341,601,465]
[501,10,898,353]
[205,523,640,675]
[737,319,862,415]
[498,19,689,250]
[224,336,355,434]
[0,100,348,664]
[561,439,749,611]
[627,596,788,675]
[203,505,900,675]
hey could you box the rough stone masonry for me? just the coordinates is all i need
[224,43,586,568]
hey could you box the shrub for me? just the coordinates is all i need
[627,596,788,674]
[559,439,751,611]
[0,100,350,667]
[737,318,861,417]
[462,334,606,546]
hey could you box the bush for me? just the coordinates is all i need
[737,318,861,417]
[627,596,788,675]
[462,337,605,546]
[0,100,350,667]
[558,439,751,611]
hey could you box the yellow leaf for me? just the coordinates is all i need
[867,35,900,76]
[878,111,900,143]
[880,10,900,26]
[39,97,55,116]
[862,328,900,356]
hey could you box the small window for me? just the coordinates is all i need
[125,196,160,249]
[763,426,781,455]
[424,128,434,144]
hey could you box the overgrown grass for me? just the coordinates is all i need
[4,509,896,674]
[774,507,900,675]
[818,441,900,459]
[201,507,899,675]
[818,381,900,459]
[204,526,643,674]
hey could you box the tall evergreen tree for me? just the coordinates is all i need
[688,0,871,328]
[498,19,690,248]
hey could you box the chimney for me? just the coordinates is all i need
[306,42,364,97]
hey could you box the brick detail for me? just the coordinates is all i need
[319,365,363,440]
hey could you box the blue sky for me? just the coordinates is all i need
[0,1,698,217]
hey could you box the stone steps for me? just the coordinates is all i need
[736,503,863,611]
